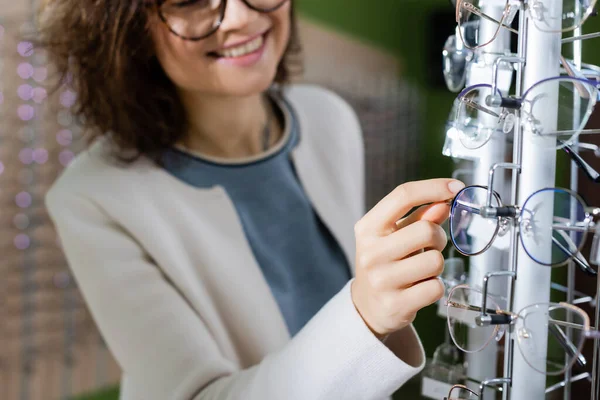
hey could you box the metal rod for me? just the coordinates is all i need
[480,377,512,398]
[465,1,513,389]
[486,163,521,207]
[567,11,583,398]
[594,265,600,400]
[491,56,525,98]
[502,11,527,399]
[481,270,517,318]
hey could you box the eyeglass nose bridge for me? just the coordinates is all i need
[221,0,288,26]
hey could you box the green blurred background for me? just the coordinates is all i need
[74,0,600,398]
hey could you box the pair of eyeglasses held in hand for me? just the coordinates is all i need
[449,185,599,275]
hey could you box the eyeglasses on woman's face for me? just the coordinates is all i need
[155,0,289,41]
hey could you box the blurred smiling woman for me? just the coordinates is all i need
[38,1,464,399]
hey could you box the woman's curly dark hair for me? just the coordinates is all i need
[36,0,302,164]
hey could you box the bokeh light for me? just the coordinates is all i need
[57,129,73,146]
[14,234,31,250]
[17,104,35,121]
[53,271,72,289]
[17,41,33,57]
[16,191,33,208]
[17,84,33,101]
[17,62,33,79]
[32,87,47,104]
[60,90,77,108]
[33,148,49,164]
[59,150,75,166]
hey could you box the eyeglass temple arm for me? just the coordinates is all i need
[448,302,509,317]
[562,31,600,44]
[546,372,592,394]
[561,142,600,183]
[573,141,600,157]
[560,55,595,100]
[551,282,595,305]
[548,323,587,367]
[466,4,519,34]
[553,230,597,276]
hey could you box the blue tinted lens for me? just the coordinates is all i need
[520,188,587,266]
[450,186,500,255]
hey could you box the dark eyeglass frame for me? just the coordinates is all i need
[448,185,599,275]
[154,0,289,41]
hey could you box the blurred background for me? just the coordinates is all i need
[1,0,599,399]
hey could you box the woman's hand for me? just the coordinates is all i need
[351,179,465,338]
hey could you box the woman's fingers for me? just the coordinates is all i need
[359,220,448,267]
[396,278,446,316]
[371,278,445,325]
[357,179,465,237]
[351,178,465,337]
[395,202,452,231]
[368,250,445,291]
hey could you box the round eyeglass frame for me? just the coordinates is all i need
[449,186,595,268]
[449,184,503,257]
[155,0,290,41]
[446,284,594,376]
[445,383,479,400]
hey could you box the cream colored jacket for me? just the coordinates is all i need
[45,85,425,400]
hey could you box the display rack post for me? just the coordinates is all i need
[464,0,512,388]
[510,1,562,398]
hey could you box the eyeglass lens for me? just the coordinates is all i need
[454,85,507,149]
[530,0,598,32]
[522,77,598,149]
[447,285,505,353]
[519,188,588,266]
[450,186,501,255]
[516,303,587,375]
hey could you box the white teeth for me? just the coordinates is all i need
[217,36,264,58]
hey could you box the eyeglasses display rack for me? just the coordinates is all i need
[434,1,600,399]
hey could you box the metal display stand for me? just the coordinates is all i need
[439,0,600,399]
[464,0,511,385]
